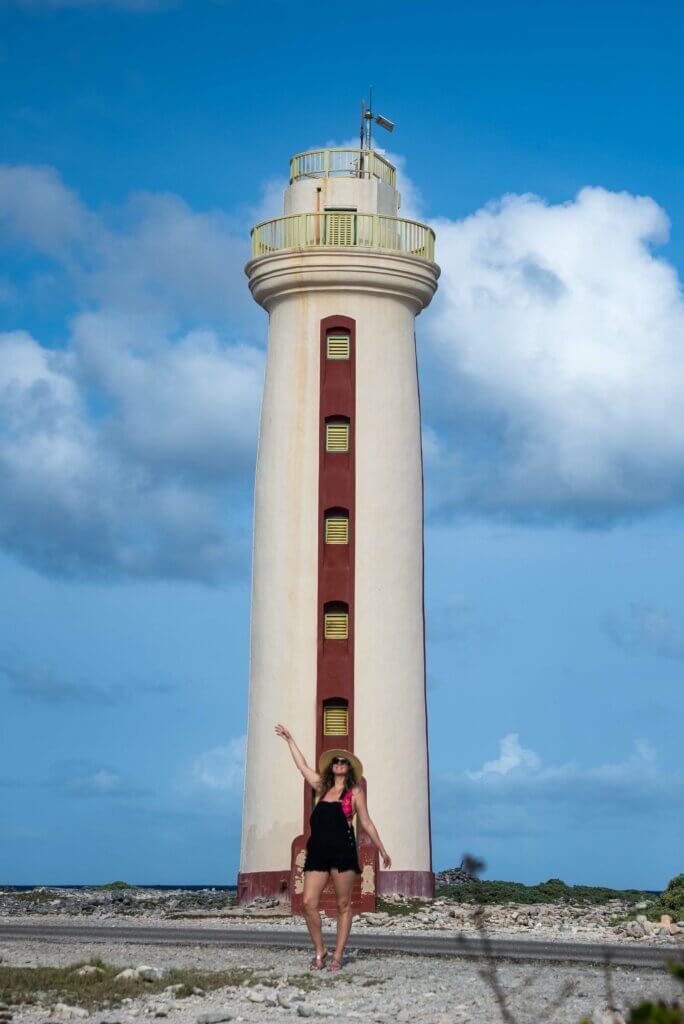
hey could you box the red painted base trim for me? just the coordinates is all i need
[236,870,291,905]
[377,871,435,898]
[237,868,434,904]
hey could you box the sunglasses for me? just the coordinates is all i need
[331,757,349,765]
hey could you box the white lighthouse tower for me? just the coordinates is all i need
[237,124,440,912]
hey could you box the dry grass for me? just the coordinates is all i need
[0,957,266,1011]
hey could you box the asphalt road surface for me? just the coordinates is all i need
[1,922,681,972]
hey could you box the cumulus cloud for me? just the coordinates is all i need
[435,735,673,840]
[0,165,254,324]
[466,733,542,780]
[6,156,684,581]
[424,186,684,524]
[0,328,261,580]
[0,165,264,581]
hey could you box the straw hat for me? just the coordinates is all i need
[318,748,363,781]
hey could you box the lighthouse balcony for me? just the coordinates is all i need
[289,147,396,187]
[251,211,436,262]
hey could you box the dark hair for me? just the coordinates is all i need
[317,757,358,798]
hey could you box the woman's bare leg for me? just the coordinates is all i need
[330,868,356,960]
[302,870,331,955]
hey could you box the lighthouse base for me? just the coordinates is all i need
[236,868,434,908]
[377,870,435,898]
[236,871,291,906]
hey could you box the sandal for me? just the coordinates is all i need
[326,955,343,972]
[309,948,328,970]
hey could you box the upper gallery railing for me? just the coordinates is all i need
[251,212,435,261]
[289,148,396,188]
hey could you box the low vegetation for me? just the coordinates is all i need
[376,896,429,916]
[7,889,55,904]
[644,875,684,924]
[435,876,657,906]
[0,958,261,1011]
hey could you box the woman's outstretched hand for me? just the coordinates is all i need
[381,850,392,869]
[275,724,292,741]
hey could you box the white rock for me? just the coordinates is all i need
[53,1003,89,1019]
[137,966,171,981]
[72,965,105,976]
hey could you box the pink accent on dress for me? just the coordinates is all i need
[341,789,354,821]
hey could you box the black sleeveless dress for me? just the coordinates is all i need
[303,790,362,874]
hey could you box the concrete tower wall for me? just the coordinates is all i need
[239,159,439,900]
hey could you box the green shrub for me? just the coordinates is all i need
[435,877,654,906]
[627,1002,682,1023]
[661,875,684,920]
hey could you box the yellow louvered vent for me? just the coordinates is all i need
[324,611,348,639]
[325,422,349,452]
[325,515,349,544]
[323,705,348,736]
[327,213,354,246]
[326,334,350,360]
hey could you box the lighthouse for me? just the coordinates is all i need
[237,128,440,912]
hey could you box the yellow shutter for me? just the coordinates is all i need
[325,516,349,544]
[327,213,354,246]
[324,612,348,639]
[326,334,350,360]
[323,705,348,736]
[325,422,349,452]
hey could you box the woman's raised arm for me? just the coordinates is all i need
[275,724,322,789]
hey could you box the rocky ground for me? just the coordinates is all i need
[1,931,684,1024]
[1,887,683,1024]
[1,887,682,946]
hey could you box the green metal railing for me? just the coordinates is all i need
[251,212,435,261]
[289,148,396,188]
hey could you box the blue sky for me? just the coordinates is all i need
[1,0,683,890]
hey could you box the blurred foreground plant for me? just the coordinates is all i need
[452,853,684,1024]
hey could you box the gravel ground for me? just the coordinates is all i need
[1,927,683,1024]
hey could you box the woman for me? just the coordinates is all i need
[275,724,392,972]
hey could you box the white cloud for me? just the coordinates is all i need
[424,186,684,523]
[71,313,262,480]
[466,733,541,780]
[0,164,92,256]
[0,165,265,581]
[0,327,261,580]
[6,157,684,581]
[188,736,247,793]
[439,734,667,816]
[0,164,255,325]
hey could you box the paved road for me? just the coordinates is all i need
[1,922,682,972]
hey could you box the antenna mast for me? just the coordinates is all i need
[358,90,395,178]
